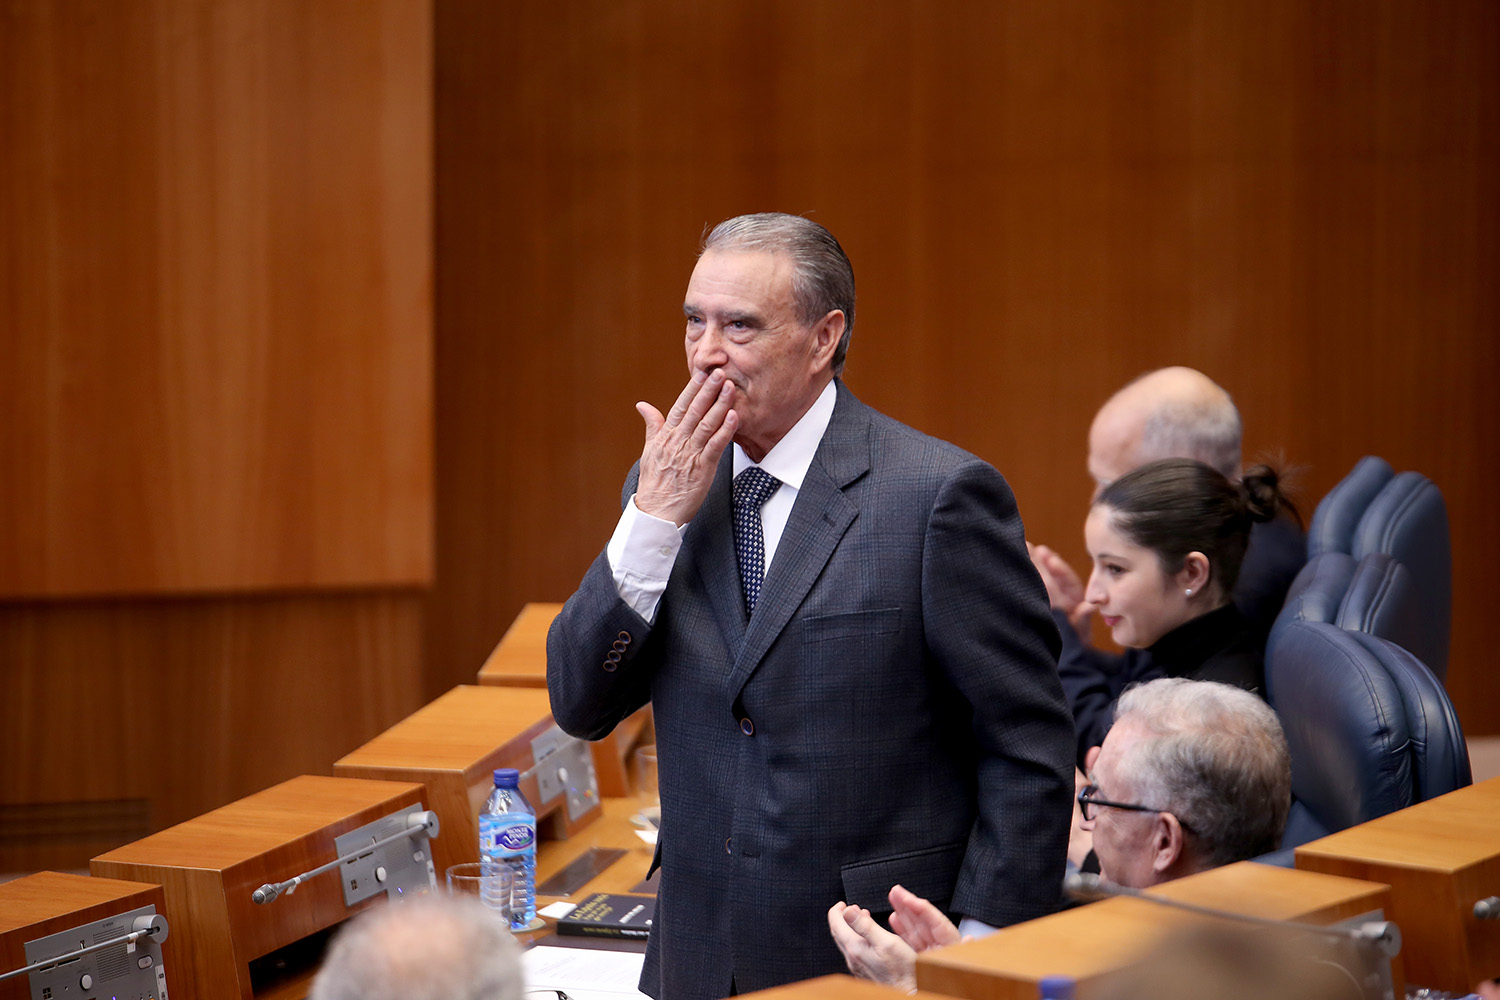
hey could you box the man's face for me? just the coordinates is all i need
[1086,406,1143,496]
[683,249,839,462]
[1080,719,1168,888]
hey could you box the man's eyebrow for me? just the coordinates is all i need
[681,303,763,325]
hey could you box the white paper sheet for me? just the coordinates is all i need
[523,943,649,1000]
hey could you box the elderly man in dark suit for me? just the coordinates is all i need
[547,213,1074,1000]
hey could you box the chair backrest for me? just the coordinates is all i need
[1344,630,1471,800]
[1333,552,1426,670]
[1350,471,1452,678]
[1308,456,1394,558]
[1265,552,1355,695]
[1268,621,1413,850]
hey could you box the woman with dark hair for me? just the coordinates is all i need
[1064,458,1297,767]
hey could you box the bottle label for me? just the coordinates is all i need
[481,813,535,855]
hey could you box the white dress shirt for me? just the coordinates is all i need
[607,380,837,623]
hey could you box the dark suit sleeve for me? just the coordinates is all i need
[546,467,656,741]
[1057,611,1164,768]
[922,460,1076,928]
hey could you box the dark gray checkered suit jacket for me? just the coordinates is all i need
[548,381,1073,1000]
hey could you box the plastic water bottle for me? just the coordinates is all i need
[1038,975,1076,999]
[479,768,536,929]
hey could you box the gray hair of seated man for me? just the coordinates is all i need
[1114,677,1292,869]
[1116,367,1243,480]
[309,895,522,1000]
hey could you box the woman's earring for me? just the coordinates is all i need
[1185,589,1193,597]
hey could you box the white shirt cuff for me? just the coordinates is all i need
[956,916,1000,940]
[606,495,685,623]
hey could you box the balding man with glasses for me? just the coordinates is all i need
[829,678,1291,991]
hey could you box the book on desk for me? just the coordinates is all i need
[555,892,656,940]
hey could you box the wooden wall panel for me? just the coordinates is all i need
[0,592,424,873]
[0,0,434,872]
[0,0,433,597]
[431,0,1499,732]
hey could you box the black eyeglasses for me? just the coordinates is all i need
[1077,783,1193,832]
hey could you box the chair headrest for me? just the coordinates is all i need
[1351,472,1452,676]
[1334,553,1424,666]
[1308,456,1394,558]
[1265,552,1355,693]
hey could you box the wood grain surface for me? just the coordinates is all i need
[334,685,583,880]
[1296,776,1500,992]
[0,0,432,873]
[0,592,425,873]
[91,775,428,1000]
[915,861,1397,999]
[0,0,433,597]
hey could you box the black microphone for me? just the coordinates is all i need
[1476,896,1500,920]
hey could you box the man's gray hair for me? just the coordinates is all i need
[309,895,522,1000]
[702,213,856,375]
[1115,678,1290,868]
[1136,388,1243,479]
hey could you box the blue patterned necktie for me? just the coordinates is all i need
[733,467,783,616]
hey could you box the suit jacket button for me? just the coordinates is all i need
[740,718,754,736]
[617,630,632,644]
[601,659,618,672]
[725,837,733,854]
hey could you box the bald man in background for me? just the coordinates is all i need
[1030,367,1306,764]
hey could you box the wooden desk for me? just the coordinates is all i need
[914,861,1397,1000]
[478,602,564,687]
[477,601,654,797]
[91,775,429,1000]
[1296,775,1500,993]
[334,685,602,881]
[733,974,954,999]
[0,872,172,1000]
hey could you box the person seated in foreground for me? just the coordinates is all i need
[828,678,1291,991]
[1065,457,1296,765]
[309,894,523,1000]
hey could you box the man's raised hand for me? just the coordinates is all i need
[634,368,738,525]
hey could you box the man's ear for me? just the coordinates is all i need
[810,310,846,368]
[1150,812,1186,875]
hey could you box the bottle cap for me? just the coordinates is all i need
[1038,975,1076,999]
[493,768,520,787]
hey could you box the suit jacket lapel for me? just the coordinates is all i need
[725,381,871,701]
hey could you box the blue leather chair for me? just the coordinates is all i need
[1335,553,1426,671]
[1266,551,1357,685]
[1268,621,1414,850]
[1265,551,1423,698]
[1344,630,1470,801]
[1308,456,1394,559]
[1350,472,1452,679]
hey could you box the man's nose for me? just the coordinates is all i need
[692,324,729,369]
